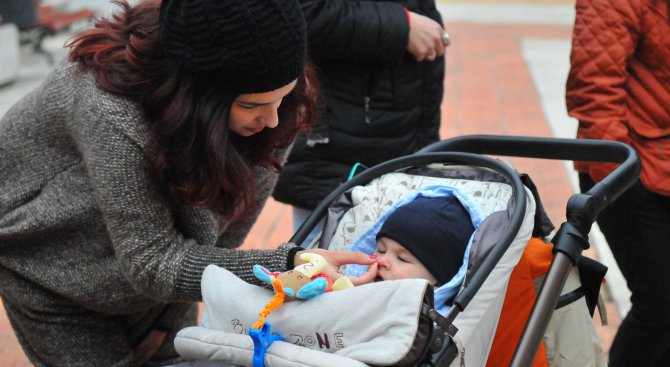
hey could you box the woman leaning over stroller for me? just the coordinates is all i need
[0,0,375,366]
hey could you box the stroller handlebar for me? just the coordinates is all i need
[417,134,641,216]
[419,135,641,367]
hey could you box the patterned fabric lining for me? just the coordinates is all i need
[328,172,512,253]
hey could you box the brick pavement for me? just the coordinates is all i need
[0,1,621,365]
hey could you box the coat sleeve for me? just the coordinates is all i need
[566,0,641,146]
[299,0,410,62]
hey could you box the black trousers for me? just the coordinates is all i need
[580,174,670,367]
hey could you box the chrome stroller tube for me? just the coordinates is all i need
[418,134,641,367]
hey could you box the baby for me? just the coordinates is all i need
[371,195,475,288]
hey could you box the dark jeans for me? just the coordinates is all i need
[580,174,670,367]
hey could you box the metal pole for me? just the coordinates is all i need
[510,253,573,366]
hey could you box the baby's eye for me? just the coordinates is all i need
[398,256,410,263]
[376,249,386,255]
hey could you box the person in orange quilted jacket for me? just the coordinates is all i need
[566,0,670,365]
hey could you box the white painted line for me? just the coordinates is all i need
[439,3,575,26]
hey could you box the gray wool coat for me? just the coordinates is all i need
[0,62,294,366]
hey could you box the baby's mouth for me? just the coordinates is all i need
[374,275,384,282]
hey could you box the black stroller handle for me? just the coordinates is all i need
[418,134,641,367]
[417,134,640,218]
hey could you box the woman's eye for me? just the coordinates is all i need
[238,103,257,109]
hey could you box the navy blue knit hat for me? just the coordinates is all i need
[376,196,475,285]
[159,0,307,94]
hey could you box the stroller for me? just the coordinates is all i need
[173,135,640,367]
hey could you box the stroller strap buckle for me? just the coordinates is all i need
[426,306,459,337]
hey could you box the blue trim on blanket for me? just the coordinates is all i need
[343,185,483,315]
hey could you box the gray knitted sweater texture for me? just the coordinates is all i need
[0,62,294,320]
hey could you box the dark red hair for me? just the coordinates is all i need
[67,0,317,223]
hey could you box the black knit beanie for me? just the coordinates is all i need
[159,0,307,94]
[376,196,475,285]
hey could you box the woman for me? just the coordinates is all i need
[566,0,670,365]
[272,0,447,246]
[0,0,375,366]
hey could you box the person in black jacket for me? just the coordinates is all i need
[273,0,448,245]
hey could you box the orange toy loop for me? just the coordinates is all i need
[252,277,286,330]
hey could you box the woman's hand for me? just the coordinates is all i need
[131,329,168,366]
[356,262,378,285]
[406,12,446,62]
[295,249,378,286]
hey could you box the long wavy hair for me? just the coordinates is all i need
[67,0,317,223]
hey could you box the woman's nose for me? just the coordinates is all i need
[262,107,279,128]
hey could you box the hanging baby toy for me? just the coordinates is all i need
[249,252,354,367]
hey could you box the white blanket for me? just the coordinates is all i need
[175,265,433,366]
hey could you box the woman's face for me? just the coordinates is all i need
[374,237,437,285]
[228,79,298,137]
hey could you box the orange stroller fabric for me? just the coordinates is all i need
[486,237,553,367]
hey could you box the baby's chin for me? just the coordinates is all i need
[374,274,387,282]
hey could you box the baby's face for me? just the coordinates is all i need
[374,237,437,285]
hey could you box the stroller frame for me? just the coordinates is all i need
[291,135,640,367]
